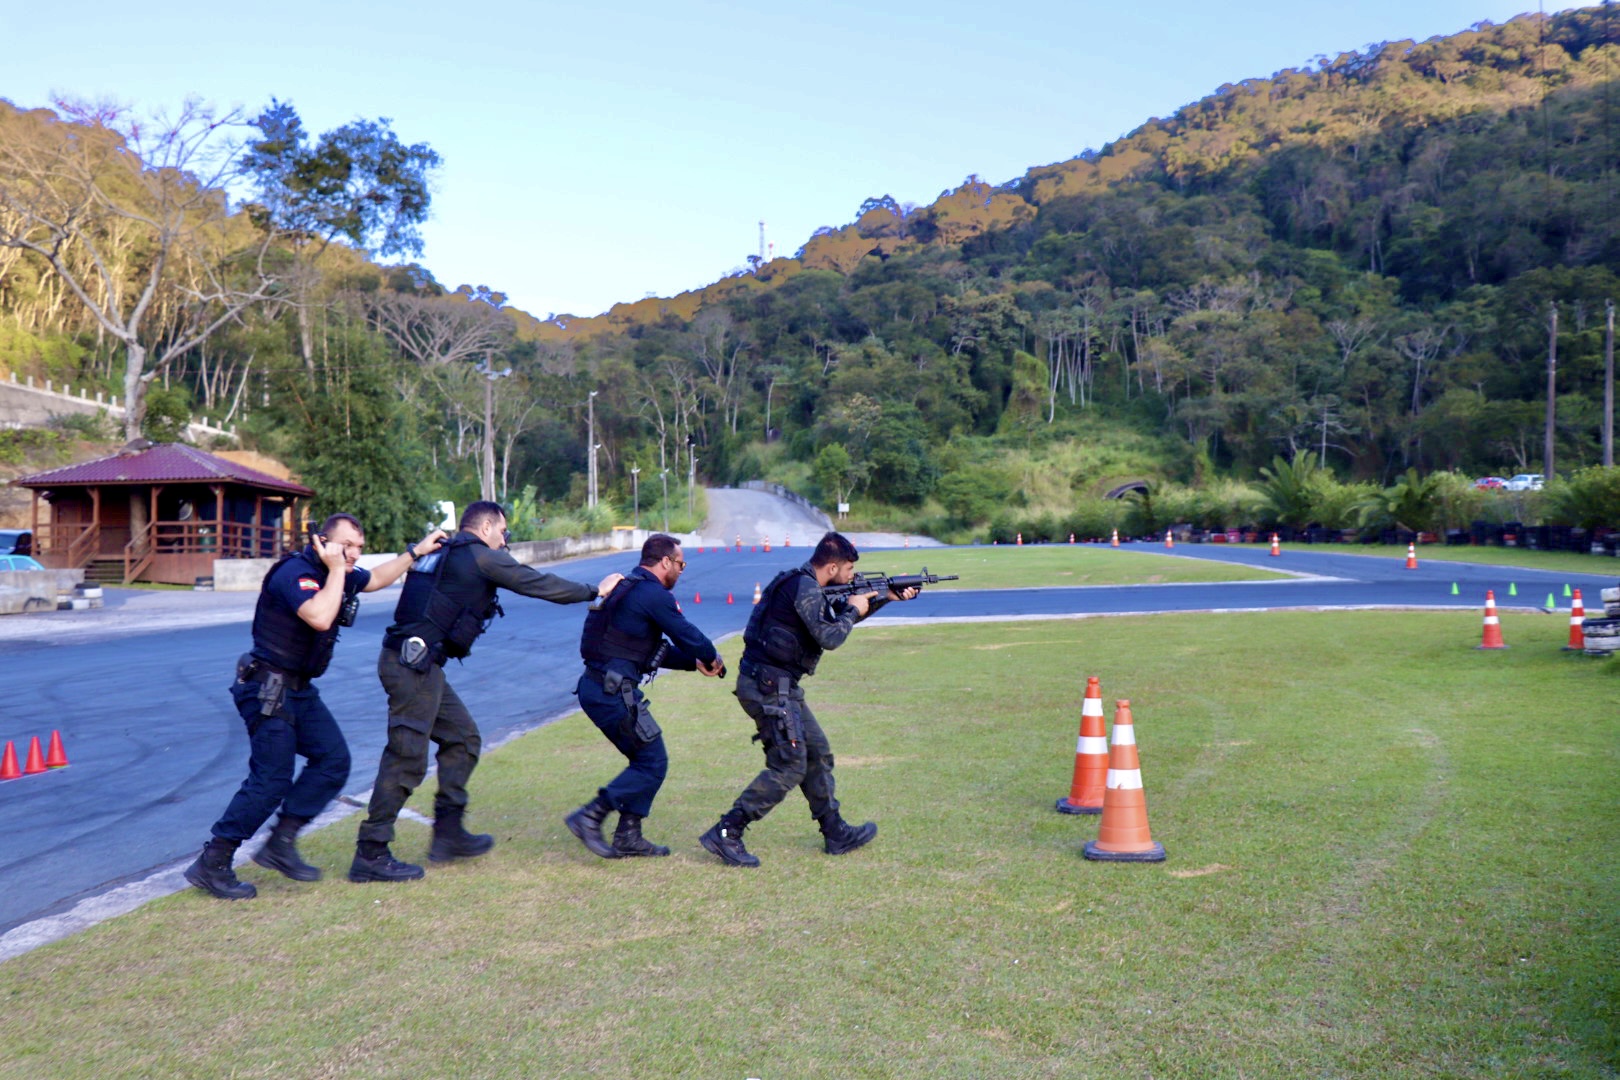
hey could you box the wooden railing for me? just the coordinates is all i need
[123,522,156,584]
[146,520,298,559]
[34,522,102,569]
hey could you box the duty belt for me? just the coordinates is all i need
[382,633,445,664]
[241,660,310,691]
[739,658,798,686]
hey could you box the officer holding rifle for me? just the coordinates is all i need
[699,531,930,868]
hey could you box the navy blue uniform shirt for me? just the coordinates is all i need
[592,565,718,679]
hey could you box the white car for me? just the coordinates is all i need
[1504,474,1545,491]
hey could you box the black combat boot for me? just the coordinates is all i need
[429,807,495,863]
[611,813,670,857]
[184,838,257,900]
[564,795,617,859]
[348,841,425,883]
[252,814,321,881]
[819,813,878,856]
[699,811,760,867]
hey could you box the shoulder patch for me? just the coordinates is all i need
[297,577,321,591]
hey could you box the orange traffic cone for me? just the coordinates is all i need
[735,534,742,550]
[904,536,910,548]
[23,735,47,775]
[784,533,790,548]
[1017,532,1023,546]
[1564,588,1586,651]
[693,591,702,604]
[763,536,771,552]
[1164,529,1174,549]
[752,582,762,605]
[1069,533,1076,544]
[1056,676,1108,815]
[1476,589,1508,650]
[1405,542,1417,570]
[1269,534,1280,557]
[1110,529,1119,547]
[45,729,68,768]
[1083,700,1166,862]
[0,741,19,781]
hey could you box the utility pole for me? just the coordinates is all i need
[1604,299,1615,468]
[1544,301,1557,480]
[480,359,513,502]
[586,390,599,508]
[659,469,669,534]
[630,466,640,529]
[688,451,697,520]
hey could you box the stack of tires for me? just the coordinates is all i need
[1583,586,1620,657]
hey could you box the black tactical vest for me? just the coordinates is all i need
[251,548,343,678]
[741,567,823,678]
[389,535,502,659]
[579,574,664,671]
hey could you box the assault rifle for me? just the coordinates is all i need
[822,568,959,599]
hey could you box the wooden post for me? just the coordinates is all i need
[254,494,264,557]
[214,484,225,555]
[30,489,39,549]
[90,487,100,556]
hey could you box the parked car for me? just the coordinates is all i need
[1505,474,1546,491]
[1473,476,1507,489]
[0,529,32,555]
[0,554,45,571]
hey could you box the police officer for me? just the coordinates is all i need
[565,534,725,859]
[699,531,917,868]
[351,500,623,883]
[184,513,447,900]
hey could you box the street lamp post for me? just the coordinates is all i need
[630,465,640,529]
[479,359,514,502]
[688,452,697,520]
[586,390,599,508]
[660,469,669,534]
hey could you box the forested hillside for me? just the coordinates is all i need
[3,7,1618,545]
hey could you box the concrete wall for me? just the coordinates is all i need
[0,568,86,615]
[208,528,683,592]
[0,374,237,445]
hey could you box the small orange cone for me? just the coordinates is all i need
[752,582,762,605]
[1476,589,1508,650]
[1110,529,1119,547]
[1164,529,1174,549]
[45,730,68,768]
[735,534,742,549]
[904,536,910,548]
[763,535,771,552]
[1017,532,1023,546]
[1269,534,1280,557]
[1083,700,1165,862]
[1056,676,1107,815]
[23,736,47,776]
[1405,542,1417,570]
[784,533,790,548]
[1564,589,1586,651]
[0,741,19,781]
[1069,533,1076,544]
[694,591,702,604]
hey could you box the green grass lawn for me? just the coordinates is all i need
[1235,541,1620,577]
[3,612,1616,1079]
[852,545,1290,589]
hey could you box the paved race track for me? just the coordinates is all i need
[2,540,1613,945]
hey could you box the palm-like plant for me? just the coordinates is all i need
[1356,468,1448,533]
[1254,454,1319,529]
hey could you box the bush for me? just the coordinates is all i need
[142,386,193,443]
[48,410,115,441]
[1543,466,1620,529]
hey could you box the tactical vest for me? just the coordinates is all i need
[251,548,342,678]
[741,567,823,678]
[579,573,664,671]
[389,535,502,659]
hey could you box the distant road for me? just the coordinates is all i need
[703,486,943,550]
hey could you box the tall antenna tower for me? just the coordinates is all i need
[758,221,767,263]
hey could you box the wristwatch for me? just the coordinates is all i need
[406,544,419,561]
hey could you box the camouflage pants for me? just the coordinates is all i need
[730,672,839,824]
[358,648,481,844]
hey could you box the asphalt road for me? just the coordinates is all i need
[2,540,1614,941]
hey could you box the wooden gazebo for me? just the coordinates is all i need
[13,442,314,585]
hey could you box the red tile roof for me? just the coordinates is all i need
[12,443,314,496]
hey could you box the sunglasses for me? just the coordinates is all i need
[668,556,687,569]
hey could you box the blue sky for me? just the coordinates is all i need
[0,1,1580,320]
